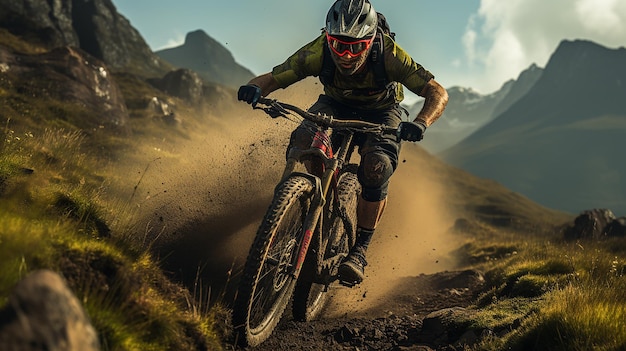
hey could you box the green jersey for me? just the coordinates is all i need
[271,33,434,110]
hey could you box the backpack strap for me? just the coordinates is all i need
[320,41,336,86]
[369,32,388,89]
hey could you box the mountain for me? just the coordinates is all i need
[441,39,626,215]
[0,0,172,78]
[404,64,543,154]
[491,63,543,118]
[155,30,255,89]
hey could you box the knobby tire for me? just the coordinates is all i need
[292,169,361,321]
[232,175,314,347]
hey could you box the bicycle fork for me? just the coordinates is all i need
[289,131,355,281]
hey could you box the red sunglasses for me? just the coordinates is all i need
[326,33,374,57]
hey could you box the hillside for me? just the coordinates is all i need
[441,40,626,215]
[2,1,626,351]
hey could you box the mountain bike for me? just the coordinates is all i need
[232,97,405,347]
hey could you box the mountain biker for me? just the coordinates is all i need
[238,0,448,285]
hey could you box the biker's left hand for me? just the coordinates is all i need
[399,121,427,141]
[238,84,262,105]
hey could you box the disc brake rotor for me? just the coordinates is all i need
[273,238,297,291]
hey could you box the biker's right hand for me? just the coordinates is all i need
[238,84,262,105]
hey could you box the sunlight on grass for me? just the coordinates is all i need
[0,215,60,299]
[464,231,626,351]
[508,279,626,351]
[0,115,224,349]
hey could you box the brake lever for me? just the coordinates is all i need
[253,101,288,119]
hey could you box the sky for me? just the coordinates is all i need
[112,0,626,95]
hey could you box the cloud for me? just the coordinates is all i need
[155,33,186,51]
[464,0,626,93]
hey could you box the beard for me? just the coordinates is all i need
[331,50,369,76]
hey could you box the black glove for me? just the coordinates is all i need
[238,84,261,105]
[399,121,427,141]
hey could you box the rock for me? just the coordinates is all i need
[419,307,472,346]
[563,208,616,240]
[149,68,205,103]
[606,217,626,237]
[0,45,130,132]
[0,0,79,48]
[0,270,100,351]
[0,0,170,77]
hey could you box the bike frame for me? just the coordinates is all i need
[253,97,400,284]
[281,127,356,281]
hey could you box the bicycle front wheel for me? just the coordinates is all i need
[292,169,360,321]
[232,175,314,347]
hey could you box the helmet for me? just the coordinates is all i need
[326,0,378,39]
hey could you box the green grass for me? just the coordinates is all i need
[0,125,224,350]
[453,225,626,351]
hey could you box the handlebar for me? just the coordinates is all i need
[254,97,401,139]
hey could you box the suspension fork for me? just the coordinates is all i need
[293,132,355,278]
[284,129,355,279]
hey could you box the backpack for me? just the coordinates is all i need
[320,12,396,94]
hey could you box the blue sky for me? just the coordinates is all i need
[112,0,626,95]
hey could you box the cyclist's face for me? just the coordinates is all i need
[327,34,372,76]
[330,46,370,76]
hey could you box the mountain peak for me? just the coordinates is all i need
[184,30,218,47]
[155,30,254,89]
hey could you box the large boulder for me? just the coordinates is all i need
[605,217,626,237]
[0,45,130,132]
[149,68,205,104]
[563,208,616,240]
[0,270,100,351]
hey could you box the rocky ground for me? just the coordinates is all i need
[225,269,486,351]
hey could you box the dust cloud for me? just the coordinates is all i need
[325,143,460,317]
[118,77,461,310]
[116,79,324,299]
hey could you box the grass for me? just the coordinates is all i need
[452,225,626,351]
[0,123,226,350]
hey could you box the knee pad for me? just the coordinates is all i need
[358,151,393,201]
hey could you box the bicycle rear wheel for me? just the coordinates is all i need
[292,169,360,321]
[232,175,314,347]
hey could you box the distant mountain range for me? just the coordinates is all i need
[403,64,543,154]
[440,40,626,215]
[155,30,255,90]
[2,0,622,217]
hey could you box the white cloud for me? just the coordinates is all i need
[576,0,624,37]
[463,0,626,93]
[156,33,186,51]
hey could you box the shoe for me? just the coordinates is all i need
[338,246,368,285]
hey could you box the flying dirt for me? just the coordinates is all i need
[119,78,464,322]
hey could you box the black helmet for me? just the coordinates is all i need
[326,0,378,39]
